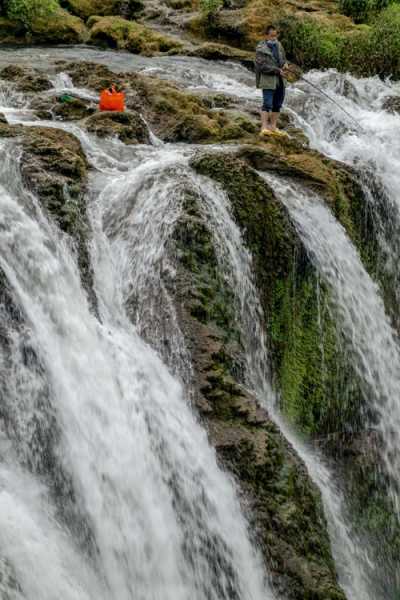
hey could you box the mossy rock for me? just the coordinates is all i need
[84,110,150,144]
[53,96,97,121]
[29,8,88,43]
[62,61,258,143]
[88,16,182,55]
[0,65,52,93]
[62,0,143,20]
[0,16,25,42]
[188,41,253,61]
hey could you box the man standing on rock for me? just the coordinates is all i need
[255,25,288,136]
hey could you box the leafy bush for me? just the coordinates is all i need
[369,4,400,77]
[199,0,223,17]
[6,0,58,29]
[339,0,400,22]
[339,0,370,22]
[278,16,343,70]
[279,5,400,79]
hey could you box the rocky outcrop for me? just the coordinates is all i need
[0,65,52,92]
[63,61,258,142]
[84,109,150,144]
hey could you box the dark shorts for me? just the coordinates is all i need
[262,77,285,113]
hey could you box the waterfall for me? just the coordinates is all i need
[287,70,400,308]
[1,46,399,599]
[263,172,400,514]
[0,83,273,599]
[187,171,376,599]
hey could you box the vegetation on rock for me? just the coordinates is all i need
[5,0,58,30]
[88,15,182,55]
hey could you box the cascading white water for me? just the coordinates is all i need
[267,175,400,514]
[0,89,274,600]
[286,70,400,303]
[187,171,374,600]
[89,150,194,383]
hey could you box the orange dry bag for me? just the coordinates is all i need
[99,86,125,112]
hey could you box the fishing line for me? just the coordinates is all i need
[298,74,365,132]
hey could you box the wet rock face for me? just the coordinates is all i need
[53,96,97,121]
[382,95,400,114]
[84,109,150,144]
[0,65,52,93]
[166,182,347,600]
[0,124,88,220]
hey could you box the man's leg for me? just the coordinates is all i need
[271,78,285,131]
[269,111,279,131]
[261,89,273,131]
[261,110,270,131]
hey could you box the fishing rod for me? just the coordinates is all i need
[285,66,365,132]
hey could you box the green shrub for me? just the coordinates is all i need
[369,4,400,77]
[6,0,58,29]
[279,6,400,79]
[199,0,223,17]
[278,16,343,70]
[339,0,400,22]
[339,0,371,22]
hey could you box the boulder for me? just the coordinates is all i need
[53,96,97,121]
[188,41,253,61]
[83,110,150,144]
[0,16,25,42]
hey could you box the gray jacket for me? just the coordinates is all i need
[255,40,286,90]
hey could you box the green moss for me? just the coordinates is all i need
[88,16,182,55]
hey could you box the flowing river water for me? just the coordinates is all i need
[0,45,400,598]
